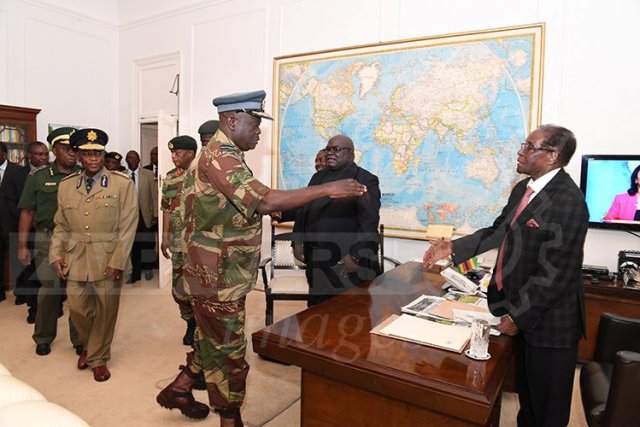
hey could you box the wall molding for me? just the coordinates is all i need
[119,0,230,30]
[18,0,118,30]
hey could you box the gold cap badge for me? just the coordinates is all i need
[87,130,98,142]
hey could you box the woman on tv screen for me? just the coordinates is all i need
[604,164,640,221]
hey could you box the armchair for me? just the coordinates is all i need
[579,312,640,427]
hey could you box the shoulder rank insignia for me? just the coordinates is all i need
[76,175,83,189]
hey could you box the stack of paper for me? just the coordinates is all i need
[372,314,471,353]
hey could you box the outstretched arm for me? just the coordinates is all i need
[256,179,367,215]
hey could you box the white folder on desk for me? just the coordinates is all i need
[373,314,471,353]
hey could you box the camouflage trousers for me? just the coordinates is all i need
[187,296,249,411]
[171,252,193,321]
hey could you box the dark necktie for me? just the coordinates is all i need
[495,186,534,290]
[86,177,94,194]
[131,171,136,183]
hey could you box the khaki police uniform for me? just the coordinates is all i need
[18,160,82,348]
[50,167,138,367]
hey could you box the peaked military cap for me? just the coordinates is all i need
[197,120,220,135]
[47,127,77,146]
[105,151,122,161]
[70,128,108,151]
[168,135,197,152]
[212,90,273,120]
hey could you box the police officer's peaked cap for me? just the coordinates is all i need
[105,151,122,161]
[212,90,273,120]
[168,135,197,152]
[197,120,220,135]
[47,127,77,146]
[70,128,108,151]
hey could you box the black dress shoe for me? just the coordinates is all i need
[74,345,84,356]
[27,310,36,324]
[126,277,137,284]
[144,270,154,280]
[35,343,51,356]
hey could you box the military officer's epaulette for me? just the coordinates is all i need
[219,142,237,152]
[28,165,48,176]
[110,170,130,179]
[60,170,83,182]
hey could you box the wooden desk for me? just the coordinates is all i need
[252,262,515,427]
[580,277,640,361]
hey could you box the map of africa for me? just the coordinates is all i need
[274,25,544,238]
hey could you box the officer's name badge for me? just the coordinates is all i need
[44,182,57,186]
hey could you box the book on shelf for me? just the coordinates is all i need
[371,314,471,353]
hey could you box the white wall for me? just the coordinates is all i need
[2,0,639,270]
[0,0,119,149]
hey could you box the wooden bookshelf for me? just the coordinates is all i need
[0,104,41,166]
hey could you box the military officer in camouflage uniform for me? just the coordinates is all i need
[160,135,198,346]
[17,127,83,356]
[156,90,368,426]
[50,128,138,382]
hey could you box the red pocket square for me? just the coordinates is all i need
[526,218,540,228]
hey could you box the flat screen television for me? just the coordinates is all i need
[580,155,640,231]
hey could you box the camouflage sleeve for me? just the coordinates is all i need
[199,149,270,218]
[17,173,38,210]
[160,171,174,213]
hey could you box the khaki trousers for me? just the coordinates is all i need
[66,279,122,367]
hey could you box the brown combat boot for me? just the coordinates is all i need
[156,366,210,419]
[218,407,243,427]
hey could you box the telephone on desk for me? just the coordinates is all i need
[440,267,481,295]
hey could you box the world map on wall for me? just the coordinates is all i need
[274,25,544,238]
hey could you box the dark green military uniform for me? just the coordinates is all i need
[160,167,192,321]
[18,161,82,348]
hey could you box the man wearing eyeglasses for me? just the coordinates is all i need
[293,134,381,307]
[423,124,588,427]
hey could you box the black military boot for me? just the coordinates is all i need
[156,366,210,419]
[182,318,196,346]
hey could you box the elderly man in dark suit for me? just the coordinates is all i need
[423,124,588,427]
[0,141,49,316]
[293,134,381,307]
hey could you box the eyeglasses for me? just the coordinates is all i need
[520,143,555,154]
[324,146,353,154]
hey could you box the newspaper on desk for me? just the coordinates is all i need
[401,293,502,335]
